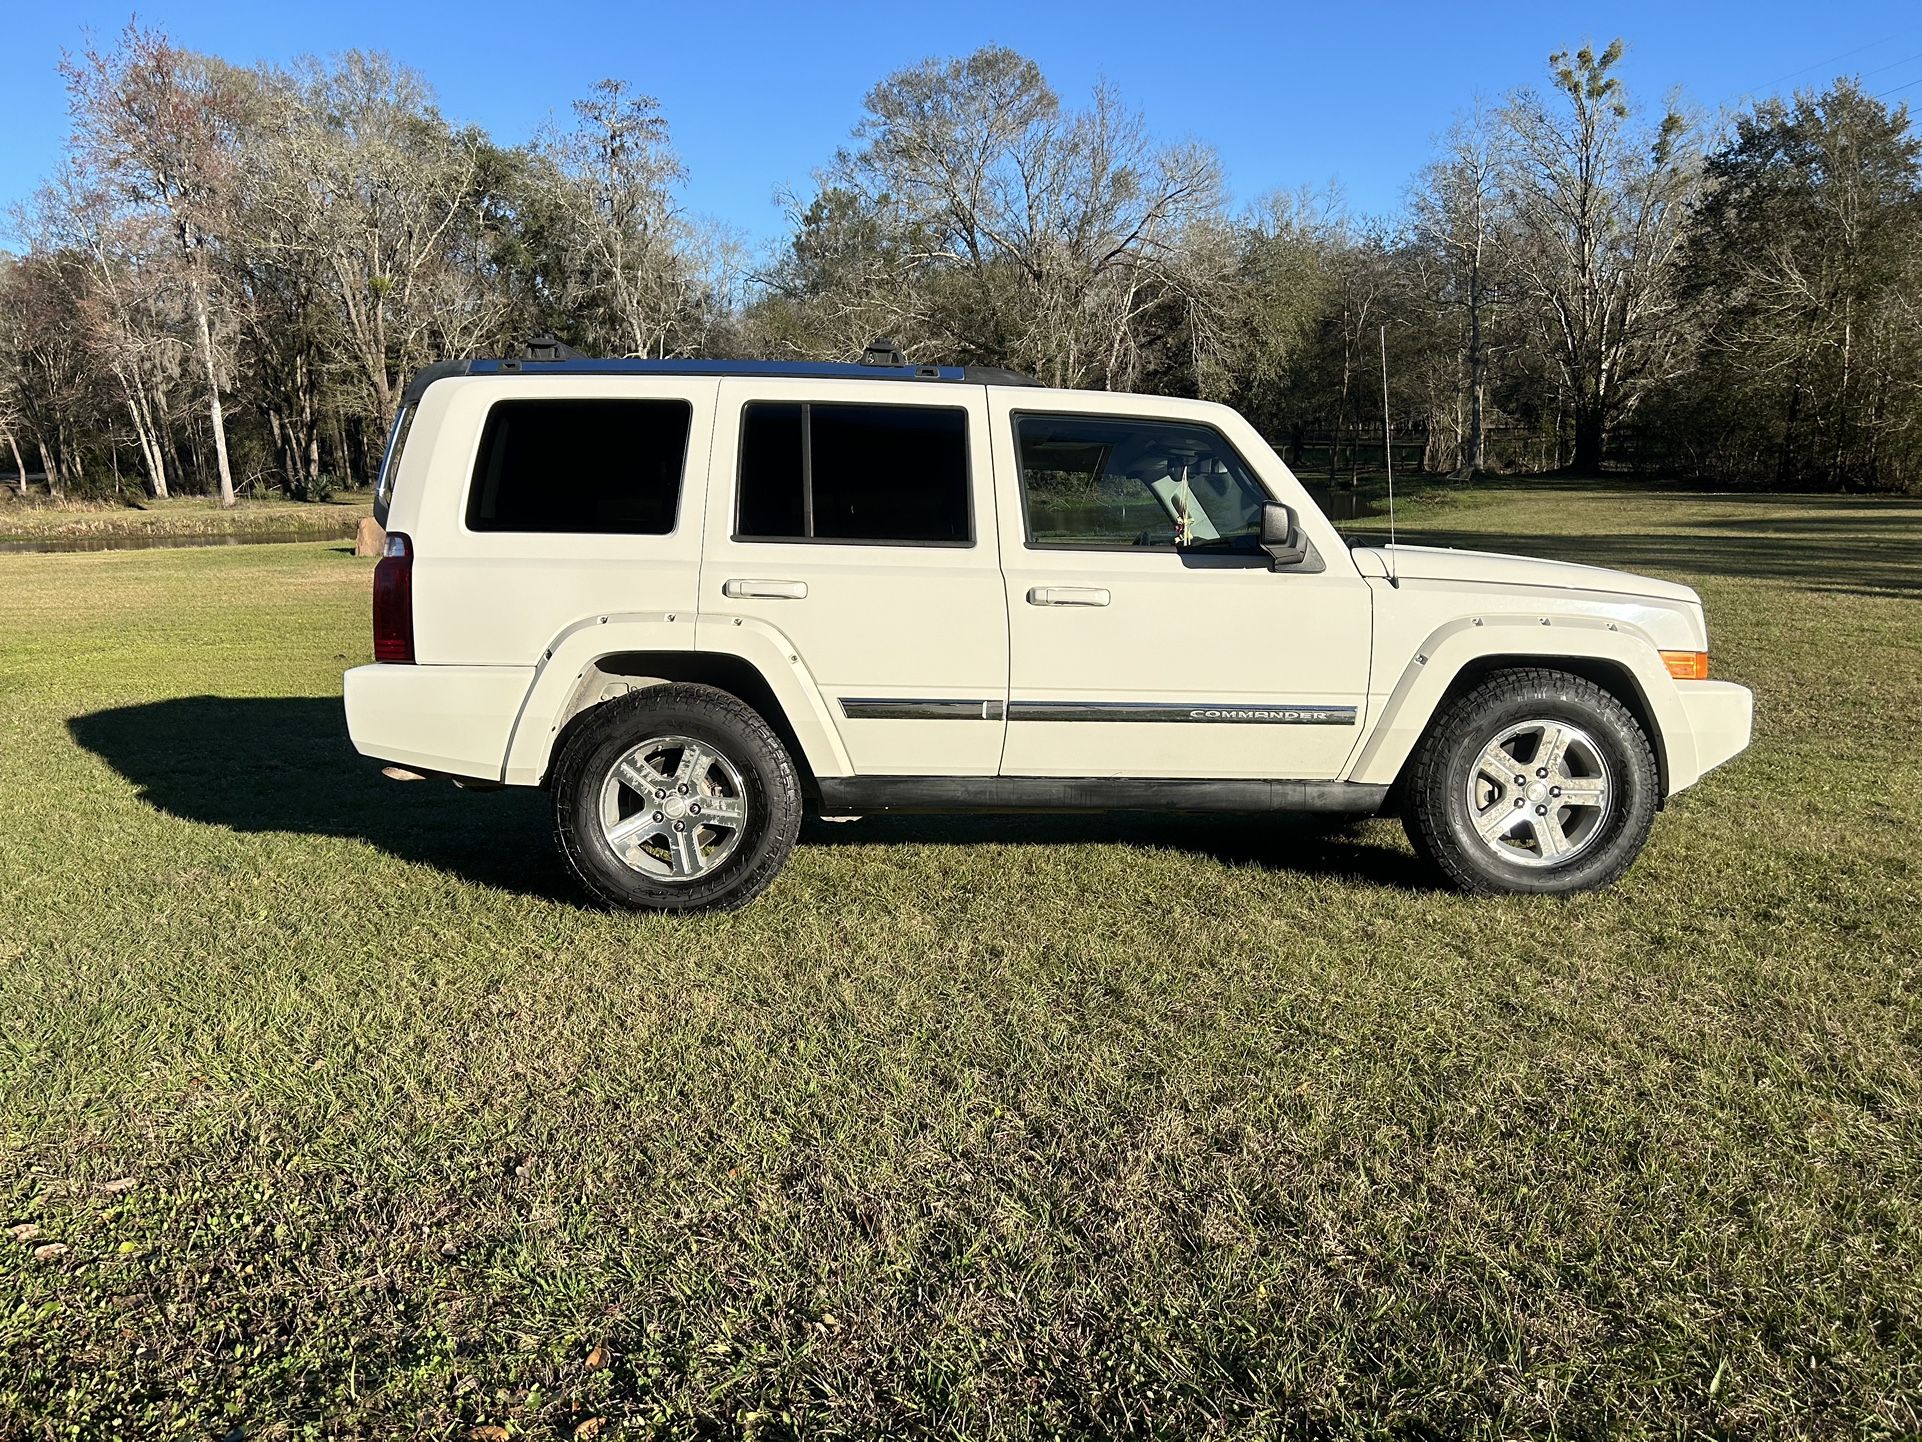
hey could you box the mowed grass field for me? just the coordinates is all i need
[2,482,1919,1439]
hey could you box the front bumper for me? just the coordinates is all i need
[343,663,536,782]
[1671,680,1754,794]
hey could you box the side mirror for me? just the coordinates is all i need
[1259,501,1308,569]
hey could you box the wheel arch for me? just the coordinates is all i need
[1412,654,1666,799]
[547,652,822,786]
[499,617,851,788]
[1349,617,1695,800]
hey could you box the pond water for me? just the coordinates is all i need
[1301,486,1377,523]
[0,528,354,556]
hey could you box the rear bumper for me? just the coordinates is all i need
[1670,680,1753,795]
[342,663,535,782]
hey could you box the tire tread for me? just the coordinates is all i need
[551,683,802,913]
[1402,667,1657,895]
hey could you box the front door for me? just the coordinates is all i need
[702,378,1008,776]
[990,396,1372,780]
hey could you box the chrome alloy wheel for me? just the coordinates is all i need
[598,735,749,883]
[1464,719,1613,869]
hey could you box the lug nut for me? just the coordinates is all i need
[654,790,665,800]
[673,820,686,832]
[689,803,701,815]
[1537,767,1549,778]
[1515,774,1526,786]
[1550,786,1562,798]
[1514,798,1525,808]
[1535,805,1548,816]
[678,783,689,795]
[652,811,664,822]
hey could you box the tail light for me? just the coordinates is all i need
[372,532,415,663]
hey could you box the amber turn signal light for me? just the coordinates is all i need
[1661,650,1710,680]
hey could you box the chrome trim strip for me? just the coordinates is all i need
[1007,700,1357,725]
[839,698,1002,721]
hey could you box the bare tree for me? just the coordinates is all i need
[545,80,711,359]
[0,250,101,497]
[279,52,503,436]
[30,176,190,499]
[1500,41,1698,472]
[1414,104,1506,476]
[837,47,1223,388]
[63,25,246,505]
[750,184,939,362]
[1219,189,1345,454]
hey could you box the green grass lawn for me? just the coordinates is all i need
[2,482,1919,1439]
[0,489,372,544]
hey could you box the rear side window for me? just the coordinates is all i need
[736,402,970,544]
[467,399,691,534]
[374,403,415,521]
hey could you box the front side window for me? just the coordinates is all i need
[736,402,970,545]
[467,399,691,534]
[1016,414,1271,553]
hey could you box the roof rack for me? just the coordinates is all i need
[400,350,1041,405]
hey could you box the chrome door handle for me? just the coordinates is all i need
[723,578,808,600]
[1027,586,1110,607]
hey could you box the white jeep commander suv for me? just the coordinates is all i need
[344,347,1753,912]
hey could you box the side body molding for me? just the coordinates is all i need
[499,612,853,786]
[1347,614,1703,795]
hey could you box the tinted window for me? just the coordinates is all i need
[375,403,415,514]
[736,403,806,539]
[467,399,691,534]
[737,402,970,544]
[1016,414,1271,553]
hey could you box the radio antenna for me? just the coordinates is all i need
[1380,324,1399,587]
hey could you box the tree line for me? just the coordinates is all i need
[3,26,1919,504]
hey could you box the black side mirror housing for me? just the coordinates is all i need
[1259,501,1308,569]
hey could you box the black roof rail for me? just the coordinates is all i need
[397,352,1043,404]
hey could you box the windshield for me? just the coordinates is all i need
[373,404,416,526]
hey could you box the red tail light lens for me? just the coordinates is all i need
[372,532,415,663]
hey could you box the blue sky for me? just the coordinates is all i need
[4,0,1919,255]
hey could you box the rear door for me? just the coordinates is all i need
[700,378,1007,776]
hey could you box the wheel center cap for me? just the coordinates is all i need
[1526,781,1550,804]
[662,794,690,820]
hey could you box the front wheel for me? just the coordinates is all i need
[1402,668,1658,895]
[552,684,802,913]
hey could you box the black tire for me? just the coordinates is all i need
[1402,668,1658,895]
[551,683,801,913]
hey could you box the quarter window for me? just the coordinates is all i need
[467,399,691,534]
[737,402,970,544]
[1016,414,1271,553]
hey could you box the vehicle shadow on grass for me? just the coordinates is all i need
[69,696,1425,901]
[798,811,1428,889]
[68,695,576,902]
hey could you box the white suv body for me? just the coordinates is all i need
[344,356,1752,910]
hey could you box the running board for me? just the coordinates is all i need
[813,777,1390,815]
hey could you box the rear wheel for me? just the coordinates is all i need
[1402,668,1657,895]
[552,684,801,912]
